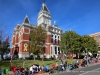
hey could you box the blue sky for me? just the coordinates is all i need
[0,0,100,40]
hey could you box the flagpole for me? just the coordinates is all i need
[42,54,44,65]
[10,55,12,66]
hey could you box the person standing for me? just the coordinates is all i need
[0,68,2,75]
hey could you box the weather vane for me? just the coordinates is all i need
[44,0,46,3]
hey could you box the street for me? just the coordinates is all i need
[53,63,100,75]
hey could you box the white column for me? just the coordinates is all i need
[53,46,55,55]
[57,46,58,55]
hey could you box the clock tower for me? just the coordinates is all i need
[37,1,51,27]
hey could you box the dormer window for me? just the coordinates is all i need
[55,35,56,39]
[45,24,47,28]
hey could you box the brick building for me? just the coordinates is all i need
[89,32,100,47]
[89,32,100,58]
[10,2,62,58]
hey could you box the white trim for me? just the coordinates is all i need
[19,40,29,44]
[89,32,100,36]
[22,23,31,26]
[46,43,51,44]
[50,44,60,47]
[45,54,50,58]
[47,32,51,35]
[22,32,30,34]
[19,53,29,58]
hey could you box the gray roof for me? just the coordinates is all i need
[23,15,30,24]
[41,3,49,12]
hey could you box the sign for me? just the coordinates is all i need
[24,43,28,51]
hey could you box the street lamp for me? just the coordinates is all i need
[85,48,88,66]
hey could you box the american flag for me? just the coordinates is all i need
[6,36,9,42]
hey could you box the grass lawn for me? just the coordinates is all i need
[0,59,81,71]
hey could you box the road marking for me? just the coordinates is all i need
[79,68,100,75]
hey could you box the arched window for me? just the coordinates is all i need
[43,47,46,53]
[51,35,53,37]
[58,36,59,39]
[55,35,56,38]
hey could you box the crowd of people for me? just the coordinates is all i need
[0,56,100,75]
[68,57,99,70]
[9,60,68,75]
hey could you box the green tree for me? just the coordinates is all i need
[30,25,47,55]
[0,23,10,60]
[81,35,98,53]
[0,41,10,53]
[61,30,81,54]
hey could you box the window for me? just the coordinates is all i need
[43,47,46,53]
[51,38,53,43]
[96,36,99,39]
[99,42,100,45]
[55,35,56,38]
[58,47,60,54]
[44,24,47,28]
[97,42,99,45]
[58,40,59,44]
[59,31,61,33]
[55,47,57,54]
[58,36,59,39]
[43,40,45,44]
[51,35,53,37]
[55,39,56,44]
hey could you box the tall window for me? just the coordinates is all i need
[58,36,60,44]
[43,47,46,53]
[55,35,56,38]
[52,35,53,37]
[58,40,59,44]
[55,35,56,44]
[58,47,60,54]
[55,47,57,54]
[51,38,53,43]
[58,36,59,39]
[51,35,53,43]
[55,39,56,44]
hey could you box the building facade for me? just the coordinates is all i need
[10,2,62,58]
[89,32,100,47]
[89,32,100,58]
